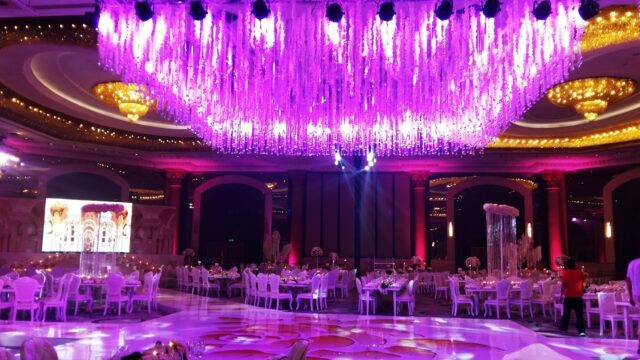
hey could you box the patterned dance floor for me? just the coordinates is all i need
[0,291,636,359]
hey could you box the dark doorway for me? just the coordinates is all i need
[613,179,640,279]
[454,185,525,269]
[47,173,122,201]
[199,184,264,266]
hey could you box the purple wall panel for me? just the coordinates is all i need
[394,173,411,258]
[304,174,322,254]
[322,174,339,253]
[339,176,355,257]
[360,176,376,258]
[376,174,394,257]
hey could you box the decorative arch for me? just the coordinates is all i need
[37,164,130,201]
[603,167,640,263]
[445,176,534,271]
[191,175,272,255]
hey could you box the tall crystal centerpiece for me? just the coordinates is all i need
[484,203,519,279]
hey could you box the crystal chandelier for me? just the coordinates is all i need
[92,82,156,122]
[546,77,636,121]
[97,0,583,155]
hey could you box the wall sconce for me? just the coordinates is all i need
[448,221,453,237]
[526,222,533,238]
[605,221,612,238]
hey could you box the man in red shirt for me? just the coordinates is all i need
[559,258,586,336]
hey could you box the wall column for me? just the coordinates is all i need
[542,170,568,269]
[411,173,430,266]
[165,169,186,255]
[288,172,305,265]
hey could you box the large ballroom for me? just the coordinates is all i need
[1,0,640,359]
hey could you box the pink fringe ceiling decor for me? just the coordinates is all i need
[98,0,584,156]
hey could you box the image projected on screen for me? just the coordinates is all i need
[42,198,132,253]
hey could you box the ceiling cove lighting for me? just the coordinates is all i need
[98,0,583,156]
[546,77,636,121]
[580,5,640,52]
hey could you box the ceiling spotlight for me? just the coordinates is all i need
[378,1,395,22]
[326,3,344,23]
[481,0,500,18]
[578,0,599,21]
[434,0,453,21]
[134,1,154,21]
[189,1,208,21]
[252,0,270,20]
[532,0,551,20]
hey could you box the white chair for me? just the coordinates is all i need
[318,274,329,310]
[20,338,58,360]
[181,267,192,292]
[151,272,162,311]
[175,267,183,291]
[551,283,564,323]
[11,277,40,322]
[67,275,94,315]
[255,273,270,307]
[191,268,201,295]
[396,280,416,315]
[31,273,45,299]
[201,269,220,297]
[247,272,258,305]
[128,272,154,313]
[269,339,310,360]
[336,270,349,298]
[532,281,553,318]
[228,278,245,298]
[484,279,511,319]
[0,279,12,316]
[598,292,625,338]
[103,274,127,316]
[355,278,376,315]
[128,271,140,282]
[325,270,338,299]
[40,274,73,322]
[449,278,475,316]
[434,273,449,300]
[267,274,293,310]
[243,271,254,304]
[511,280,534,319]
[585,295,600,329]
[296,275,322,312]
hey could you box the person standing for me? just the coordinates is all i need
[626,257,640,353]
[559,258,586,336]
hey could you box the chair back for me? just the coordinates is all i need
[229,266,238,273]
[128,271,140,281]
[449,278,460,299]
[355,278,364,296]
[5,272,19,281]
[519,280,533,300]
[191,268,200,285]
[182,267,190,285]
[13,277,39,303]
[152,273,161,297]
[20,338,58,360]
[319,274,328,295]
[495,279,511,300]
[250,272,258,292]
[268,274,281,295]
[406,279,415,297]
[598,292,618,315]
[200,269,210,285]
[257,273,269,293]
[65,275,81,302]
[540,281,552,300]
[104,274,125,297]
[326,270,338,289]
[310,275,321,295]
[31,273,45,286]
[286,340,310,360]
[0,347,15,360]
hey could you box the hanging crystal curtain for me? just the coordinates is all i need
[484,203,519,279]
[97,0,584,155]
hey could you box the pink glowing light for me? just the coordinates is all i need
[98,0,583,156]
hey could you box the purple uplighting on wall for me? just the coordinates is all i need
[98,0,583,156]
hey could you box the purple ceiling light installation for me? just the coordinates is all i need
[97,0,583,156]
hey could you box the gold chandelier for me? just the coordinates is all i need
[546,77,636,121]
[92,82,156,122]
[581,5,640,52]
